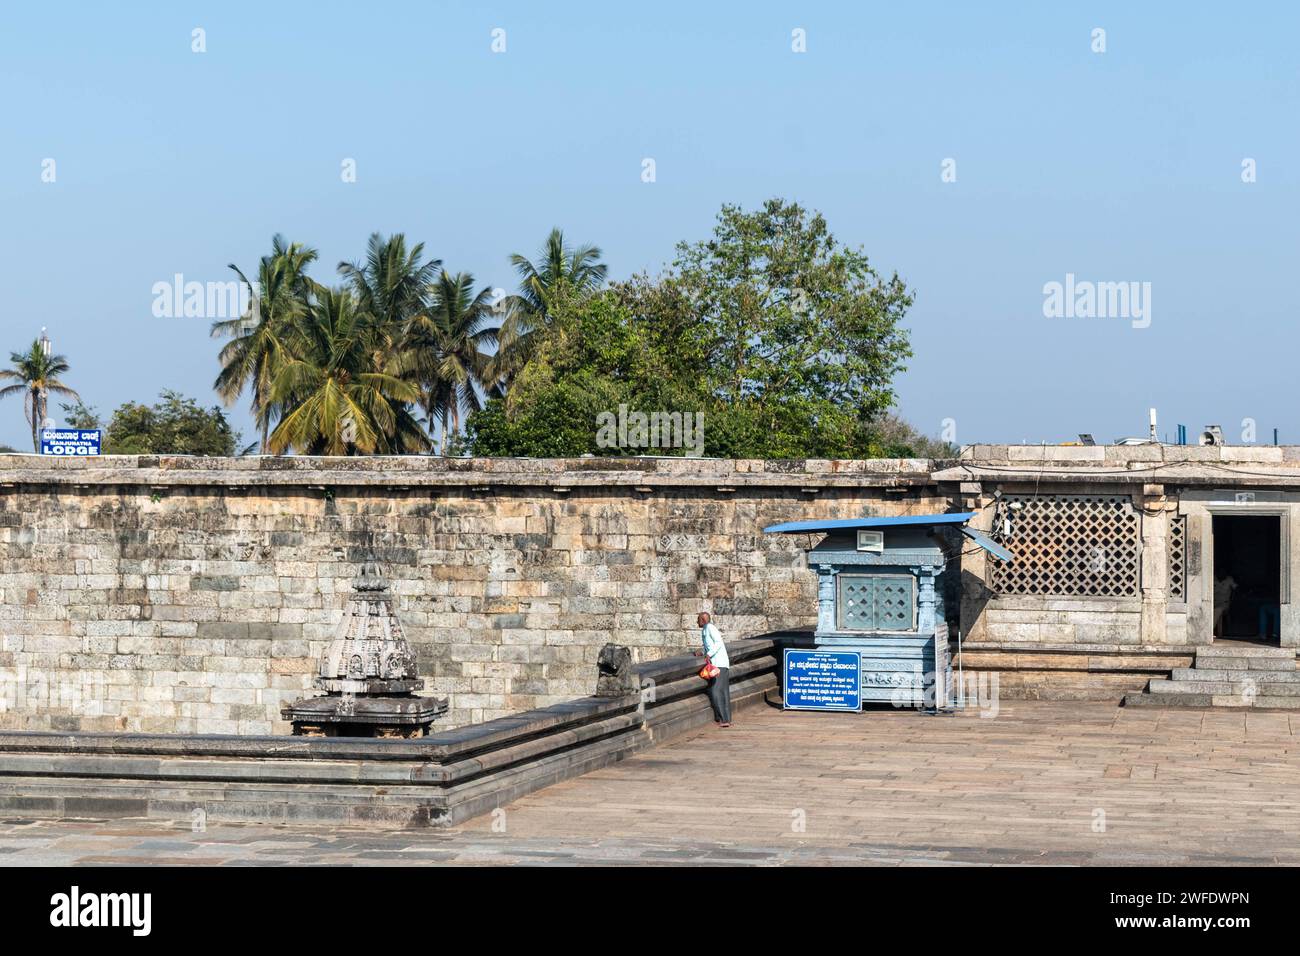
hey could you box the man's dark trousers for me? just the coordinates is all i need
[707,667,731,723]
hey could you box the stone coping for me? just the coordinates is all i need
[635,633,808,683]
[0,454,938,490]
[8,448,1300,490]
[0,694,638,763]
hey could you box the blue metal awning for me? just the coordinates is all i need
[762,512,977,533]
[762,511,1011,562]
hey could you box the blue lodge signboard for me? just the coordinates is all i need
[40,428,101,456]
[783,649,862,712]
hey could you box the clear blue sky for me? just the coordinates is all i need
[4,2,1297,451]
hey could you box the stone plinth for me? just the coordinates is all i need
[282,693,448,738]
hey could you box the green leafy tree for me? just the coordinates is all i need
[862,412,960,458]
[0,339,80,452]
[469,289,645,456]
[470,282,727,457]
[467,199,916,460]
[671,198,913,425]
[60,401,102,429]
[104,391,240,455]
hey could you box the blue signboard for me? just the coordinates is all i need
[783,649,862,712]
[40,428,101,457]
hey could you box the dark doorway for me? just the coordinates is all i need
[1212,515,1281,643]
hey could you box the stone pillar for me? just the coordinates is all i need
[815,564,836,637]
[958,490,993,642]
[1139,485,1169,645]
[1282,505,1300,647]
[917,566,938,634]
[1184,510,1213,645]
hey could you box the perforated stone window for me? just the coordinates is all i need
[1168,515,1186,601]
[838,574,915,631]
[990,495,1140,597]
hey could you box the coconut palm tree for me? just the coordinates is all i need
[212,235,318,452]
[338,232,441,347]
[494,228,607,385]
[0,337,80,452]
[266,287,426,455]
[406,271,499,454]
[336,233,445,451]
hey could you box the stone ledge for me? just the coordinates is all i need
[958,650,1192,673]
[957,641,1198,657]
[0,454,941,491]
[0,693,639,763]
[954,642,1195,701]
[988,672,1154,701]
[985,597,1144,613]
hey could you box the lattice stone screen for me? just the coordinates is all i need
[990,495,1141,597]
[1168,515,1186,601]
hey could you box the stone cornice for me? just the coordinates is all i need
[10,445,1300,491]
[0,454,942,491]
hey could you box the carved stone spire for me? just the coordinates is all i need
[316,561,419,693]
[282,559,447,737]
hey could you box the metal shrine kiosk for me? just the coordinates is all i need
[764,513,1012,711]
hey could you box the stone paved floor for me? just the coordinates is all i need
[1,701,1298,865]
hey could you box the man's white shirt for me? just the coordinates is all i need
[700,622,729,668]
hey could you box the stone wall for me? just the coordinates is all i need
[0,455,941,733]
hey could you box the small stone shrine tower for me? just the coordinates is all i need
[282,560,447,737]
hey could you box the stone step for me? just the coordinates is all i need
[1190,655,1296,672]
[1173,667,1300,682]
[1123,691,1300,710]
[1151,678,1300,697]
[1195,644,1296,659]
[1124,691,1215,708]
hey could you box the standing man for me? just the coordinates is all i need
[696,611,731,727]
